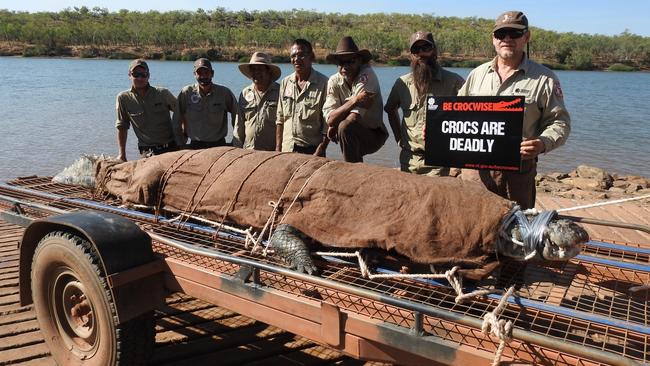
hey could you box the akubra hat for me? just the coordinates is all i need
[238,52,281,82]
[326,36,372,64]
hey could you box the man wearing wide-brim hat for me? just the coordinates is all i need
[457,10,570,209]
[233,52,282,151]
[174,58,238,149]
[323,36,388,163]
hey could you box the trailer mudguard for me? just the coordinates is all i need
[19,210,164,322]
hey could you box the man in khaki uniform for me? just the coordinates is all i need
[458,11,570,208]
[115,59,178,161]
[175,58,237,149]
[276,39,329,157]
[234,52,281,151]
[384,31,464,175]
[323,36,388,163]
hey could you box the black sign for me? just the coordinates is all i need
[424,96,524,172]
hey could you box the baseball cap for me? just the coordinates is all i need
[409,31,436,49]
[128,59,149,72]
[193,58,213,71]
[494,11,528,31]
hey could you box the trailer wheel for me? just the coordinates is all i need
[31,231,154,366]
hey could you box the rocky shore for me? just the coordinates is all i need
[536,165,650,200]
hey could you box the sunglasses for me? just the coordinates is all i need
[410,43,434,54]
[493,28,527,40]
[131,71,149,79]
[337,58,358,66]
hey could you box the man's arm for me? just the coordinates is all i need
[385,108,401,144]
[314,134,329,157]
[275,123,283,152]
[326,89,374,128]
[232,92,246,148]
[117,127,128,161]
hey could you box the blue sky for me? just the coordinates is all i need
[1,0,649,36]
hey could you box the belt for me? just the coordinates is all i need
[140,142,173,150]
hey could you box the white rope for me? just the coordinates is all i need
[316,250,502,303]
[482,286,515,366]
[556,194,650,213]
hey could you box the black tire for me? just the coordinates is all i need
[31,231,155,366]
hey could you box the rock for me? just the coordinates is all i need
[565,177,607,191]
[637,188,650,196]
[608,187,626,193]
[576,165,613,189]
[612,180,630,189]
[625,184,643,194]
[628,177,650,189]
[548,172,570,180]
[596,192,609,199]
[556,190,575,199]
[537,181,573,193]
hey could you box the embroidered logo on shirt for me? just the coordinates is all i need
[359,74,368,84]
[554,83,564,99]
[190,94,201,104]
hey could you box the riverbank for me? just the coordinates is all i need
[1,42,644,72]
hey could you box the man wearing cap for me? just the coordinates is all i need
[458,11,570,209]
[115,59,178,161]
[234,52,281,151]
[276,39,329,157]
[323,36,388,163]
[174,58,237,149]
[384,31,465,175]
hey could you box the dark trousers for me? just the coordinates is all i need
[338,120,388,163]
[187,138,228,150]
[138,141,178,158]
[461,159,537,209]
[292,144,320,156]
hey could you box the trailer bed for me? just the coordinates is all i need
[0,177,648,365]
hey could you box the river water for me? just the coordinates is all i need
[0,57,648,180]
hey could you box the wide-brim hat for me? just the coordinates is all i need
[238,52,281,81]
[326,36,372,64]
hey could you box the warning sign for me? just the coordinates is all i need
[425,96,524,171]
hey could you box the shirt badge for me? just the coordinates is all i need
[190,93,201,104]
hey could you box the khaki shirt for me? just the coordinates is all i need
[384,67,464,154]
[115,85,177,147]
[458,55,570,153]
[235,82,280,151]
[276,70,328,151]
[176,83,237,142]
[323,64,388,133]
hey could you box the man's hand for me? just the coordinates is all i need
[327,126,338,143]
[520,138,545,160]
[117,153,127,162]
[354,90,375,109]
[314,144,326,157]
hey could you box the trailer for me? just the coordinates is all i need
[0,176,648,365]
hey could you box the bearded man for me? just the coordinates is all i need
[384,31,464,176]
[174,58,238,149]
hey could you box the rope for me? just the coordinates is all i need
[256,160,336,256]
[315,250,501,303]
[155,150,205,219]
[556,194,650,213]
[248,159,313,254]
[482,286,515,366]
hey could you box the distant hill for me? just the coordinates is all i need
[1,7,648,70]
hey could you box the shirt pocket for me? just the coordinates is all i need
[300,99,319,123]
[263,101,278,123]
[403,102,420,127]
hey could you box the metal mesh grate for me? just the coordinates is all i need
[1,178,648,364]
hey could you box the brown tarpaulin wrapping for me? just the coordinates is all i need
[96,147,514,268]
